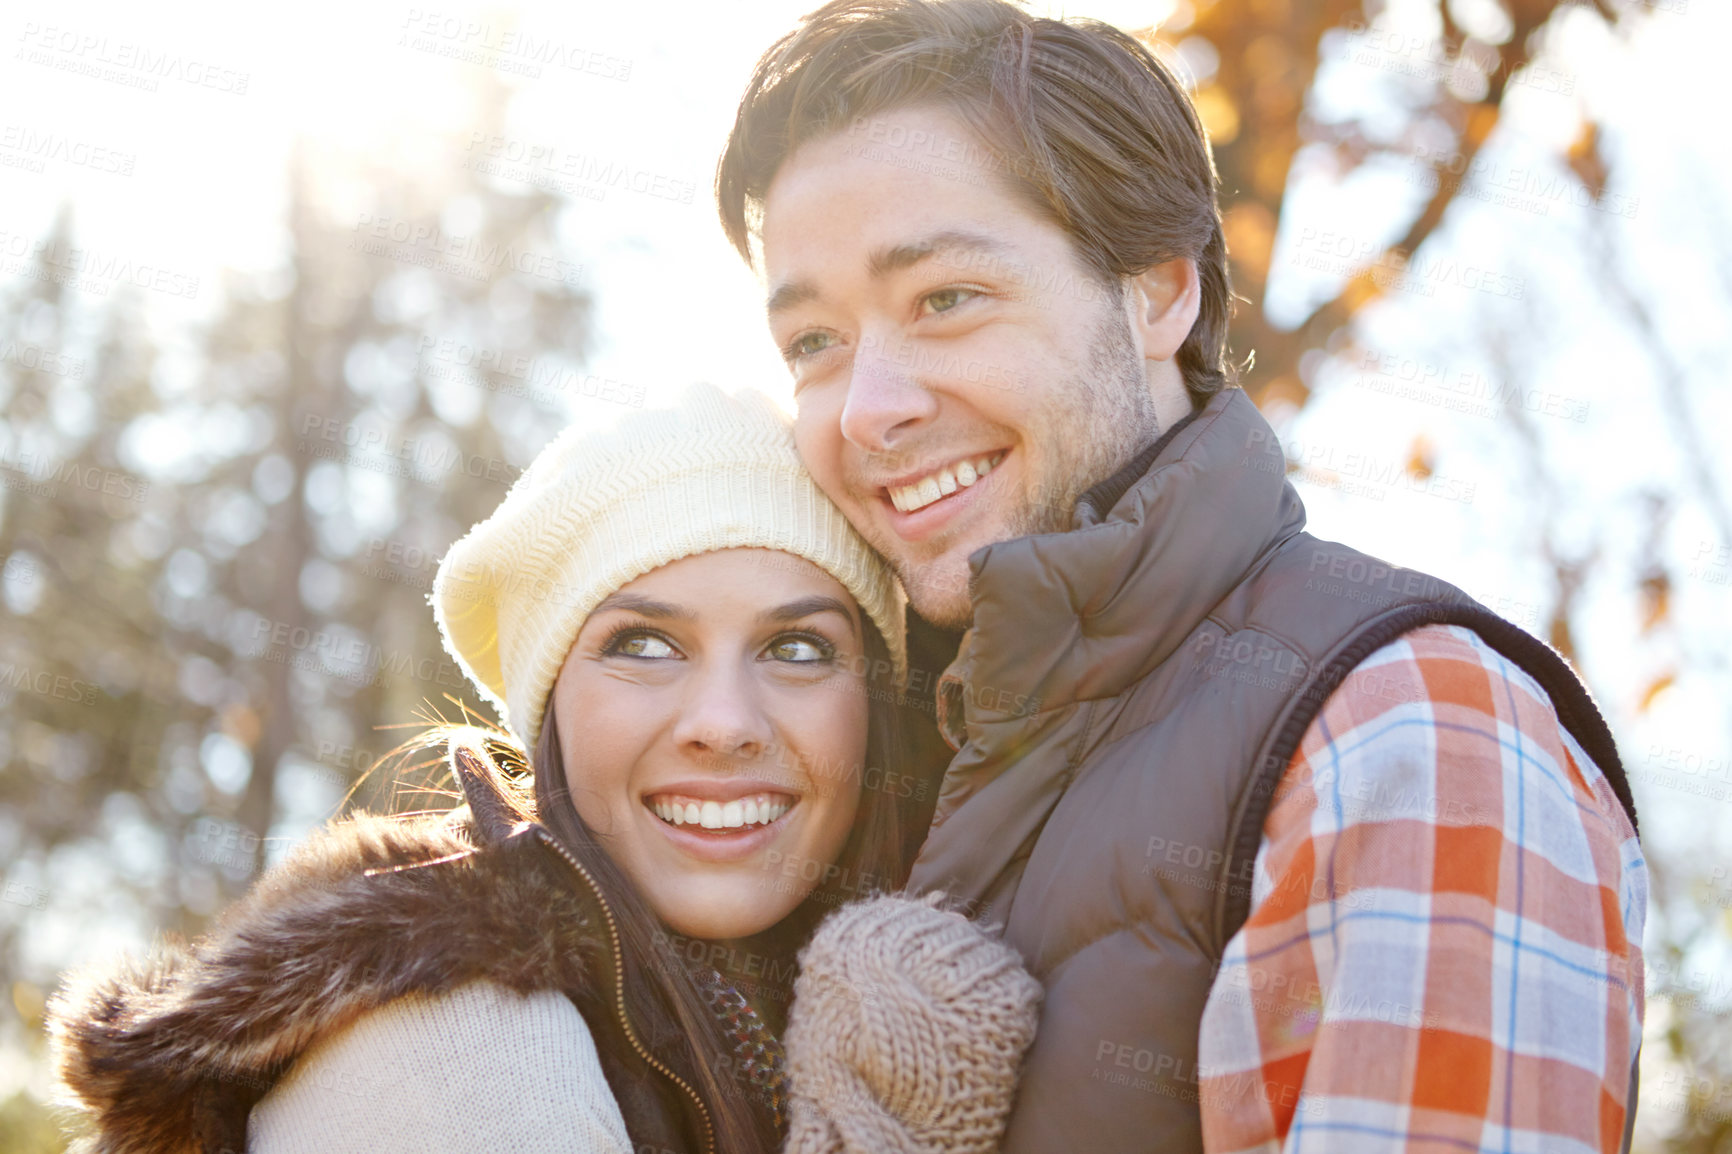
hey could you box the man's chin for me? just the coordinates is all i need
[900,557,977,632]
[880,513,1027,631]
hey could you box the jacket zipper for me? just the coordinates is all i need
[533,827,717,1154]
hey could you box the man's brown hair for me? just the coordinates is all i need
[716,0,1235,405]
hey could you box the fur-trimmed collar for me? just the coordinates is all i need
[46,739,607,1154]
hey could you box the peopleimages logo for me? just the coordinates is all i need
[855,336,1027,393]
[348,214,584,289]
[1404,148,1640,221]
[397,10,631,82]
[1351,349,1590,424]
[14,22,250,94]
[1290,227,1525,301]
[0,663,102,705]
[459,133,696,206]
[0,339,85,379]
[0,228,199,300]
[0,124,136,176]
[0,444,151,502]
[250,616,471,692]
[417,336,645,408]
[297,414,523,487]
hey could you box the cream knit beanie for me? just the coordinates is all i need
[431,383,905,750]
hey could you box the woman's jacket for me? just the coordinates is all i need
[46,731,1042,1154]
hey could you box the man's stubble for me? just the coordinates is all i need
[897,295,1162,630]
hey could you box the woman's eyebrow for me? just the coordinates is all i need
[758,595,857,627]
[590,592,695,620]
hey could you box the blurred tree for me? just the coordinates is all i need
[0,1088,62,1154]
[1160,0,1626,416]
[0,77,592,1145]
[1132,3,1732,1150]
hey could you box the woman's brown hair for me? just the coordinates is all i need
[715,0,1235,405]
[520,616,912,1154]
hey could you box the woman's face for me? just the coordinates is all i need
[550,548,871,941]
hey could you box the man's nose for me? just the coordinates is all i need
[838,332,938,456]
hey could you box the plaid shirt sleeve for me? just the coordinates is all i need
[1198,624,1648,1154]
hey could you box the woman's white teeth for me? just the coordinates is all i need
[653,794,791,829]
[891,453,1003,513]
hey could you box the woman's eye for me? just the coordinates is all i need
[608,633,677,659]
[923,287,976,315]
[766,634,834,663]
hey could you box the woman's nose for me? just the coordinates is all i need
[670,662,774,763]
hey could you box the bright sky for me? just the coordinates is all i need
[1,0,1178,411]
[3,0,1729,1129]
[4,0,1723,425]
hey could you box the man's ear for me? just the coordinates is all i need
[1125,258,1201,364]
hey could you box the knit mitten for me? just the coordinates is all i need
[781,892,1042,1154]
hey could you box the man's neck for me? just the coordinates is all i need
[1073,402,1204,526]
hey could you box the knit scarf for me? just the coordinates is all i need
[696,965,790,1132]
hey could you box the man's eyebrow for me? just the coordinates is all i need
[766,279,820,317]
[764,229,1017,316]
[589,593,696,621]
[758,595,858,628]
[865,228,1017,280]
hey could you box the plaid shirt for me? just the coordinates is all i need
[1198,624,1647,1154]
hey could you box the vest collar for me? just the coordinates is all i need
[933,387,1304,754]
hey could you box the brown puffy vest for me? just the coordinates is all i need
[903,388,1638,1152]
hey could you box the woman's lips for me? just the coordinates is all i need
[644,800,797,863]
[646,792,794,830]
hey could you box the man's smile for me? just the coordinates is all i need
[863,448,1013,544]
[883,449,1007,513]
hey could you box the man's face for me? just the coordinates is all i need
[761,104,1163,629]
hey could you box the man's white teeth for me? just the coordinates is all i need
[890,452,1003,513]
[652,794,791,829]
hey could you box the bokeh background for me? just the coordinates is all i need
[2,0,1728,1147]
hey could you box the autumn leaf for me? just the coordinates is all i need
[1567,120,1609,201]
[1637,671,1676,713]
[1638,569,1671,633]
[1405,435,1435,481]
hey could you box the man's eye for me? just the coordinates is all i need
[923,287,976,315]
[784,331,838,361]
[766,634,834,663]
[606,632,677,659]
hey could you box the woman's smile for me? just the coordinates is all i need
[639,778,803,863]
[644,790,796,830]
[551,548,871,939]
[643,797,799,863]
